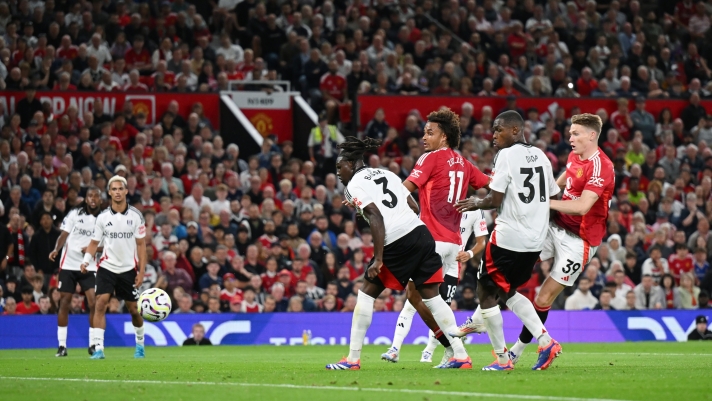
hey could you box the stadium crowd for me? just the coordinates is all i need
[1,0,712,317]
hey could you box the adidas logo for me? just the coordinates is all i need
[107,222,113,227]
[397,323,405,328]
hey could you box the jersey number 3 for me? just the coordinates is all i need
[374,177,398,208]
[518,167,546,204]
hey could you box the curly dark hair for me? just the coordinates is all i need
[337,136,382,163]
[426,107,461,149]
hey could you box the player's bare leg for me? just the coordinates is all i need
[125,301,145,358]
[85,289,97,355]
[510,276,562,363]
[414,283,471,369]
[90,293,111,359]
[56,292,73,356]
[327,280,385,370]
[383,282,453,363]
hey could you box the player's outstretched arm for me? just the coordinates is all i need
[361,203,385,279]
[49,231,70,261]
[455,190,504,212]
[135,237,147,288]
[550,190,599,216]
[402,179,417,193]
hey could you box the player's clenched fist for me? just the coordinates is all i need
[367,260,383,279]
[455,251,471,262]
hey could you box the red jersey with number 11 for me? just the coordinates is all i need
[555,149,615,246]
[407,148,490,245]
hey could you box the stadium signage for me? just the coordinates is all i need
[231,92,290,110]
[0,91,220,128]
[0,311,706,348]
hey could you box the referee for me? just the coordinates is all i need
[81,176,148,359]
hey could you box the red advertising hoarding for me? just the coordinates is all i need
[357,95,712,131]
[1,91,220,129]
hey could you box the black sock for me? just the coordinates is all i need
[518,307,550,343]
[434,329,451,348]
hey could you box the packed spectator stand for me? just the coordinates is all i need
[1,0,712,317]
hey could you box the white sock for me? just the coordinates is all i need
[89,327,94,347]
[391,300,416,350]
[471,305,484,325]
[423,330,439,353]
[134,325,145,346]
[506,292,552,348]
[347,291,375,362]
[511,339,528,357]
[94,328,105,351]
[58,326,67,348]
[482,306,508,364]
[422,296,467,359]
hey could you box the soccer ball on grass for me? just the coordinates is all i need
[138,288,172,322]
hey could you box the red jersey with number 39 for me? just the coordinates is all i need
[407,148,490,245]
[554,149,615,246]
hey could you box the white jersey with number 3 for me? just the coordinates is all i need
[92,205,146,274]
[460,211,488,251]
[344,167,423,245]
[489,143,559,252]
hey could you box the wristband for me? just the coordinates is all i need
[467,250,474,259]
[82,253,93,264]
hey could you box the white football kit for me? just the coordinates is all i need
[59,208,98,271]
[92,205,146,274]
[489,143,560,252]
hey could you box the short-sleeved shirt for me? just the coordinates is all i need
[319,72,347,101]
[555,149,615,247]
[92,205,146,274]
[59,208,98,271]
[407,148,490,245]
[460,210,488,251]
[344,167,423,245]
[489,143,559,252]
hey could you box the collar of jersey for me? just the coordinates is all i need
[352,165,369,177]
[109,204,130,215]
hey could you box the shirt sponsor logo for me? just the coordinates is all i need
[588,177,605,187]
[563,189,581,200]
[410,169,422,178]
[138,225,146,235]
[108,232,134,239]
[72,227,93,236]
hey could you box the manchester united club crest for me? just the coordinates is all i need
[250,113,274,137]
[576,168,583,178]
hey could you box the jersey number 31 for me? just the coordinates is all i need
[518,167,547,204]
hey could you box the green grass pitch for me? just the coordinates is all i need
[1,343,710,401]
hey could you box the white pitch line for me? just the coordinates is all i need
[0,376,632,401]
[571,352,712,357]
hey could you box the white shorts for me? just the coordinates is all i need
[540,222,598,287]
[435,241,460,278]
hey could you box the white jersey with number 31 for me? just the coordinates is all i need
[489,143,559,252]
[344,168,423,246]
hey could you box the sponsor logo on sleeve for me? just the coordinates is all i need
[588,177,605,187]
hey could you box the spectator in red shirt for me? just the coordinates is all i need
[495,75,521,96]
[124,35,152,73]
[57,35,78,60]
[320,59,348,121]
[111,114,139,150]
[15,287,40,315]
[669,243,694,285]
[506,21,527,60]
[124,69,149,92]
[602,128,627,156]
[610,97,634,140]
[576,67,599,97]
[53,71,77,91]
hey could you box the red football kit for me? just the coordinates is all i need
[555,149,615,247]
[407,147,490,245]
[668,253,694,284]
[319,72,347,101]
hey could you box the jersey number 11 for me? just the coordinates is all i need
[448,171,464,203]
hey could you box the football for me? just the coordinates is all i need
[138,288,172,322]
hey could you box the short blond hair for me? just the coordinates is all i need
[571,113,603,137]
[107,175,128,190]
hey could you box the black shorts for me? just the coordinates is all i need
[365,225,443,291]
[440,275,459,305]
[58,270,96,293]
[95,268,140,302]
[479,241,540,294]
